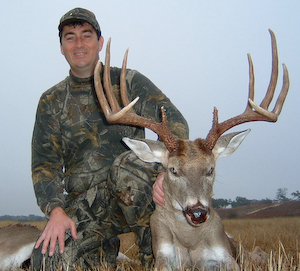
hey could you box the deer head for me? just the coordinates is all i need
[94,30,289,226]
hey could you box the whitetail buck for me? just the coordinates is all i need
[94,29,289,270]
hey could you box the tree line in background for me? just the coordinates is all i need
[0,188,298,221]
[213,188,300,209]
[0,214,46,221]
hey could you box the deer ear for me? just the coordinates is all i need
[123,137,168,164]
[212,129,251,158]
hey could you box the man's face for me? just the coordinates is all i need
[60,22,104,78]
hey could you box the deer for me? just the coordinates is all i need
[0,224,132,270]
[0,224,40,270]
[94,29,289,270]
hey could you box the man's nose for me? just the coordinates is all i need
[75,38,84,47]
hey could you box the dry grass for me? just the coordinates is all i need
[223,217,300,259]
[223,217,300,270]
[1,217,299,270]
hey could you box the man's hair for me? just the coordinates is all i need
[59,20,101,44]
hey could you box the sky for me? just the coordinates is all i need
[0,1,299,216]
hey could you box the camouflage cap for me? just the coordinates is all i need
[58,7,101,38]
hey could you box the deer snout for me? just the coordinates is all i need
[184,201,210,226]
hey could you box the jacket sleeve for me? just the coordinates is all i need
[31,93,65,216]
[128,70,189,140]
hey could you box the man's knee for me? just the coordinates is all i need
[108,151,162,221]
[108,151,163,201]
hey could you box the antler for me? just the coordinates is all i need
[205,29,289,150]
[94,38,178,153]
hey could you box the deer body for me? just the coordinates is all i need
[151,204,234,270]
[0,224,40,270]
[123,132,249,270]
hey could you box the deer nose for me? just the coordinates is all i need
[184,202,209,225]
[190,208,207,219]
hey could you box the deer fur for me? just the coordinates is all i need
[0,224,40,270]
[123,130,251,270]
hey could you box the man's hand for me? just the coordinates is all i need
[35,207,77,256]
[152,172,165,206]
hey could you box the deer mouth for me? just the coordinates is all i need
[184,203,209,226]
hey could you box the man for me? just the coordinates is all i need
[31,7,188,270]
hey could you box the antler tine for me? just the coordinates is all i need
[94,38,139,122]
[245,53,255,112]
[272,63,289,115]
[103,38,139,118]
[120,47,133,109]
[94,61,111,116]
[259,29,279,109]
[205,30,289,150]
[94,38,178,153]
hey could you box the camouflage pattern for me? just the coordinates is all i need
[31,65,189,269]
[58,7,101,38]
[108,150,165,266]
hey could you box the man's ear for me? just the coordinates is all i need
[60,44,65,56]
[98,36,104,52]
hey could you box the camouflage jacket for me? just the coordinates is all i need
[32,66,189,215]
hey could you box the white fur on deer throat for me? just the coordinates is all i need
[159,243,231,269]
[159,243,180,269]
[201,246,232,267]
[0,242,35,270]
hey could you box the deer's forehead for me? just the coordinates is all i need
[169,151,214,164]
[169,141,215,167]
[175,138,212,153]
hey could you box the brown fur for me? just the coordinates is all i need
[0,224,40,254]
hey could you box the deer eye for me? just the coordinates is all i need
[169,167,178,175]
[207,167,214,176]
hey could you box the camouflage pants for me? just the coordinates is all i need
[31,150,163,270]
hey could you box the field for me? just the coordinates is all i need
[223,217,300,270]
[1,216,299,270]
[117,217,300,270]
